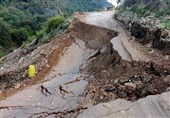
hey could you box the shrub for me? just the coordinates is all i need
[36,29,46,39]
[10,28,29,46]
[0,49,5,58]
[0,19,12,47]
[45,15,65,33]
[163,20,170,30]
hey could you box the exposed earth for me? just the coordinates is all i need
[0,11,170,118]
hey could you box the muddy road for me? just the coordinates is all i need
[0,11,170,118]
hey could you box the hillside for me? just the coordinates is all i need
[0,0,111,57]
[120,0,170,17]
[1,11,170,118]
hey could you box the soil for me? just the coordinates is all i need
[0,11,170,118]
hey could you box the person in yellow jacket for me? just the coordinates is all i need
[28,65,36,78]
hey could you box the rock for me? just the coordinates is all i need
[166,87,170,92]
[142,84,155,95]
[144,77,151,83]
[161,30,169,38]
[164,55,169,60]
[105,85,116,92]
[118,91,127,98]
[45,64,50,68]
[114,79,119,83]
[124,82,136,89]
[19,57,25,63]
[163,75,170,85]
[131,96,137,102]
[149,50,154,54]
[14,83,21,89]
[118,78,129,84]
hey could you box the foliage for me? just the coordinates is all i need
[0,59,4,67]
[22,15,72,47]
[0,0,111,56]
[120,0,170,17]
[0,19,12,47]
[45,16,65,33]
[10,28,29,46]
[163,20,170,30]
[129,6,150,17]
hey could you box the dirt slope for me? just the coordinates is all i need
[0,11,170,118]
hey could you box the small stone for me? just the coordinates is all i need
[166,87,170,92]
[131,96,137,102]
[118,78,129,84]
[118,91,127,98]
[14,83,21,89]
[114,79,119,83]
[163,75,170,85]
[19,57,25,63]
[164,55,169,60]
[125,83,136,89]
[46,64,50,68]
[144,78,151,83]
[149,50,154,54]
[105,85,116,92]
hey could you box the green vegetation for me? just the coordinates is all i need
[21,15,72,47]
[129,6,150,17]
[45,16,65,34]
[163,20,170,30]
[0,0,111,57]
[121,0,170,17]
[0,60,4,67]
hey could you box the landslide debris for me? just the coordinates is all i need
[68,19,170,105]
[0,14,169,107]
[84,60,170,105]
[0,29,74,99]
[114,11,170,55]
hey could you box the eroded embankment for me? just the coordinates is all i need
[0,17,170,118]
[0,19,118,100]
[114,13,170,55]
[0,20,119,118]
[70,20,170,105]
[0,32,74,100]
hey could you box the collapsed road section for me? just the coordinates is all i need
[0,11,170,117]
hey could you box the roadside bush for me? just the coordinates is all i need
[45,15,65,33]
